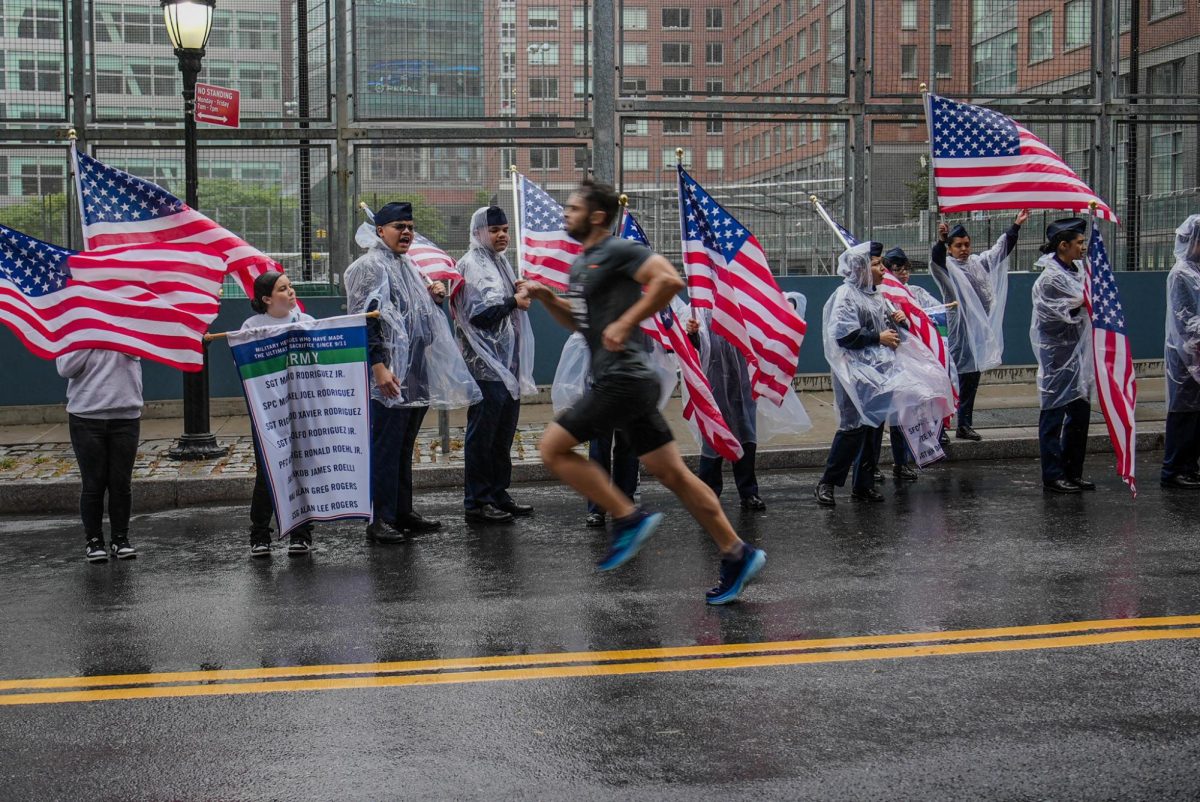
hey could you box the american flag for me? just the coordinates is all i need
[678,166,805,405]
[72,145,279,299]
[516,173,582,291]
[0,224,224,371]
[620,209,743,462]
[1084,224,1137,496]
[926,94,1117,223]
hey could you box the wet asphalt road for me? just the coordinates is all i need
[2,454,1200,799]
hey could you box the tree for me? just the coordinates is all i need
[0,193,74,245]
[906,158,931,220]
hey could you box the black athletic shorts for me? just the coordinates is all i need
[556,374,674,457]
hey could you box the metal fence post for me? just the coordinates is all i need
[592,0,616,185]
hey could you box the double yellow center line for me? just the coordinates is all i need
[3,615,1198,706]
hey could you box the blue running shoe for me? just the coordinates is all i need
[597,509,663,572]
[705,544,766,605]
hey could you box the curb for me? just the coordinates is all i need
[1,426,1165,516]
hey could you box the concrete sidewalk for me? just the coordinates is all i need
[0,378,1166,514]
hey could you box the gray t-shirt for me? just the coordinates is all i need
[564,236,654,382]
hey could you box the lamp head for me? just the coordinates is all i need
[161,0,216,52]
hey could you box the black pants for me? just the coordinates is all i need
[957,371,982,428]
[820,425,881,490]
[1162,410,1200,481]
[370,400,428,524]
[68,414,139,542]
[889,425,909,467]
[698,442,759,499]
[1038,398,1090,484]
[587,431,640,515]
[463,380,521,510]
[249,442,312,541]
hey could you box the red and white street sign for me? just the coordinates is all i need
[194,82,240,128]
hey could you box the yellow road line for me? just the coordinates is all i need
[1,614,1197,693]
[1,623,1198,707]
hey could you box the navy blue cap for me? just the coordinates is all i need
[485,206,508,226]
[376,202,414,226]
[884,246,909,267]
[948,224,969,241]
[1041,217,1087,253]
[868,241,883,258]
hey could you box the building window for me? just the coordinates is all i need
[810,20,821,52]
[810,63,821,91]
[901,0,917,30]
[935,44,951,77]
[14,56,63,92]
[706,7,724,29]
[573,78,592,100]
[574,147,590,170]
[662,43,692,64]
[662,77,691,97]
[621,78,648,96]
[972,30,1017,93]
[663,119,691,135]
[624,119,648,136]
[901,45,917,78]
[1065,0,1090,48]
[705,78,724,95]
[706,114,724,134]
[527,7,558,29]
[935,0,952,28]
[1029,12,1053,64]
[663,148,692,168]
[529,148,559,170]
[1150,125,1183,192]
[706,148,724,171]
[706,42,724,65]
[18,161,65,196]
[661,8,691,29]
[572,44,590,66]
[528,43,559,65]
[623,148,649,171]
[237,63,280,100]
[16,0,64,40]
[1150,0,1183,19]
[623,7,648,29]
[796,28,807,56]
[528,77,558,100]
[572,7,592,29]
[623,43,648,66]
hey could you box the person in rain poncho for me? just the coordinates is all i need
[684,304,811,510]
[452,206,538,523]
[345,201,482,543]
[814,242,910,507]
[1029,218,1094,495]
[883,246,934,482]
[1162,214,1200,490]
[931,210,1029,441]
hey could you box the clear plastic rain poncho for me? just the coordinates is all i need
[1029,252,1093,410]
[344,237,481,409]
[932,231,1013,373]
[1165,214,1200,412]
[691,305,811,451]
[907,281,941,311]
[450,207,537,400]
[824,243,955,430]
[551,330,676,415]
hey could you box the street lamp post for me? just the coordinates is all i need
[162,0,227,460]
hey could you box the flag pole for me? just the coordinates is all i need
[510,165,523,280]
[675,148,695,319]
[66,129,88,252]
[919,83,939,246]
[808,194,852,249]
[616,193,628,236]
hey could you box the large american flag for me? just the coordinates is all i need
[1084,224,1137,496]
[678,166,805,405]
[516,173,582,291]
[926,93,1117,223]
[0,224,224,371]
[72,145,279,299]
[620,209,743,461]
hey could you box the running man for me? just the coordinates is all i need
[523,179,765,605]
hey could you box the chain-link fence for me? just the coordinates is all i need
[0,0,1196,289]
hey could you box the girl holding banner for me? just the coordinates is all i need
[241,271,317,556]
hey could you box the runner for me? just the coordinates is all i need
[523,180,765,605]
